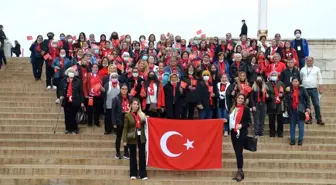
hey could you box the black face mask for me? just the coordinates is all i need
[211,71,217,74]
[176,39,181,43]
[148,75,155,80]
[81,64,87,67]
[257,80,262,85]
[112,35,118,39]
[48,35,54,39]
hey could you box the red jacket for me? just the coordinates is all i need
[282,48,299,67]
[266,62,287,78]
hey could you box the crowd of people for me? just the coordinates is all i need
[28,29,324,181]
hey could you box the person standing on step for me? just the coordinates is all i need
[122,98,148,180]
[250,76,268,137]
[52,49,71,104]
[285,77,310,146]
[112,83,130,159]
[230,93,251,182]
[300,57,324,125]
[216,74,233,136]
[29,35,45,80]
[266,71,285,137]
[163,73,184,119]
[291,29,309,69]
[102,72,120,135]
[87,64,104,127]
[60,67,85,134]
[45,40,59,90]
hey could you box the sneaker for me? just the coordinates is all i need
[123,153,130,159]
[115,153,121,159]
[298,140,303,146]
[47,86,51,89]
[142,177,148,180]
[290,140,295,145]
[52,85,57,90]
[224,131,229,137]
[55,99,60,104]
[317,120,325,125]
[130,176,136,180]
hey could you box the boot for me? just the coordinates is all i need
[233,169,244,182]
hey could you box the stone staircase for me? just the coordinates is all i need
[0,58,336,185]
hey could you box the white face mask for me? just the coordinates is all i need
[68,72,75,78]
[219,59,224,62]
[295,33,301,38]
[203,76,209,81]
[132,73,139,77]
[68,39,73,43]
[124,57,129,61]
[60,54,66,58]
[270,76,277,81]
[126,38,131,42]
[140,38,145,42]
[188,71,193,75]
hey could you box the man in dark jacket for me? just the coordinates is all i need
[240,20,248,37]
[280,59,301,88]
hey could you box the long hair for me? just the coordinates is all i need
[129,98,146,122]
[252,76,267,91]
[230,93,246,113]
[237,71,249,90]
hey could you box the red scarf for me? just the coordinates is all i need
[271,46,277,55]
[122,95,129,113]
[121,48,128,56]
[221,45,225,52]
[236,61,240,70]
[130,78,138,96]
[257,87,266,102]
[68,43,73,56]
[172,83,177,96]
[158,71,164,81]
[273,82,281,104]
[98,67,109,77]
[149,81,155,96]
[67,78,73,102]
[134,50,140,62]
[60,58,64,68]
[188,74,194,80]
[205,82,213,106]
[149,64,154,71]
[218,61,226,74]
[149,48,155,56]
[220,83,227,92]
[111,80,118,88]
[36,43,41,52]
[234,105,245,132]
[132,112,141,129]
[292,87,299,109]
[203,64,209,71]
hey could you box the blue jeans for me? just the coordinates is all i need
[306,88,321,120]
[299,58,306,69]
[290,109,305,142]
[199,108,213,119]
[217,108,229,131]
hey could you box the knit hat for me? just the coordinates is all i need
[269,71,278,77]
[202,70,210,76]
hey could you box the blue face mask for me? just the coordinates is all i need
[60,36,65,40]
[94,49,99,54]
[142,56,148,61]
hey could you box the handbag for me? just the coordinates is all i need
[76,107,88,124]
[243,136,258,152]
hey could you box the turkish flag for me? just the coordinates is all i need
[196,29,203,35]
[27,36,33,41]
[147,117,223,170]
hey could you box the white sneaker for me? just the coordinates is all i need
[52,85,57,90]
[55,99,60,104]
[47,86,51,89]
[142,177,148,180]
[130,176,136,180]
[224,131,228,137]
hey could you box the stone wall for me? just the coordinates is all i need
[308,39,336,84]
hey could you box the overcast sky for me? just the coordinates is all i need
[1,0,335,56]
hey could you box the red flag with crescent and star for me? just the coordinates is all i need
[146,117,223,170]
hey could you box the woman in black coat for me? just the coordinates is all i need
[285,77,310,146]
[59,67,85,134]
[163,73,184,119]
[229,93,251,182]
[112,83,130,159]
[181,64,199,119]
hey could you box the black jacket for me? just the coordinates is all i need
[60,77,85,107]
[285,86,310,120]
[265,47,283,60]
[240,23,248,36]
[163,82,185,118]
[182,75,199,103]
[230,61,247,82]
[280,68,301,87]
[112,93,132,126]
[230,107,251,137]
[266,81,285,114]
[126,76,145,100]
[196,80,217,109]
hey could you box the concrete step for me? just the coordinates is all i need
[0,107,59,113]
[0,176,335,185]
[0,164,335,179]
[0,156,335,170]
[2,147,336,160]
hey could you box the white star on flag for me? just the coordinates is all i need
[183,139,194,150]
